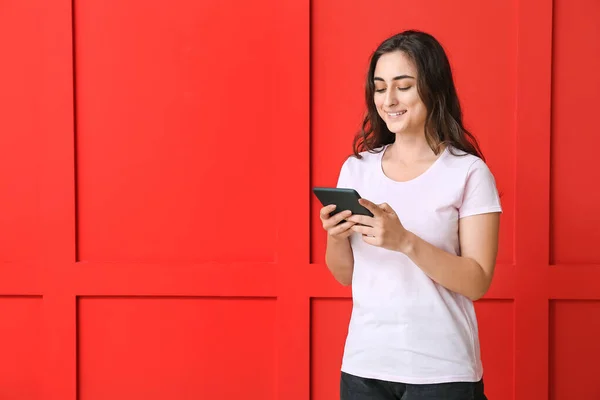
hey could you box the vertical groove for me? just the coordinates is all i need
[308,0,313,264]
[71,0,80,263]
[548,0,556,266]
[75,296,80,400]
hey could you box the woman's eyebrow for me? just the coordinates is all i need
[373,75,415,81]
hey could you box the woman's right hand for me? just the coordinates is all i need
[320,205,355,240]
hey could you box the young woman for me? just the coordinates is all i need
[319,30,501,400]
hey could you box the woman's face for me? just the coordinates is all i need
[373,51,427,135]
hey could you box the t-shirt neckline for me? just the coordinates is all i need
[378,143,449,185]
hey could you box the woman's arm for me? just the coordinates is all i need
[325,235,354,286]
[348,199,500,300]
[401,212,500,300]
[320,205,355,286]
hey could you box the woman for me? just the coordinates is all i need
[319,30,501,400]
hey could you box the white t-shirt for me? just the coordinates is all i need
[337,144,502,385]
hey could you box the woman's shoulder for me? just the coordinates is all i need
[441,145,499,194]
[443,145,488,171]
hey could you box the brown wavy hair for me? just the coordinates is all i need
[352,30,484,161]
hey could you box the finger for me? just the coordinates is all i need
[351,224,375,236]
[346,214,375,226]
[324,210,352,229]
[320,204,337,219]
[358,198,383,217]
[330,220,356,236]
[335,210,353,223]
[378,202,395,214]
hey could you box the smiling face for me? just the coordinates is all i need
[373,51,428,135]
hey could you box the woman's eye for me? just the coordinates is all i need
[375,88,386,93]
[398,86,411,91]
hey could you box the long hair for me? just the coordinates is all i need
[352,30,484,161]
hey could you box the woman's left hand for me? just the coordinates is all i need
[347,199,410,253]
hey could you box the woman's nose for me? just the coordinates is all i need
[385,91,397,107]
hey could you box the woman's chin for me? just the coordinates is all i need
[385,123,407,134]
[385,122,423,136]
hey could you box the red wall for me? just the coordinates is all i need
[1,0,599,399]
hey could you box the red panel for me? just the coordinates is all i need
[474,300,514,400]
[75,0,277,263]
[310,0,517,265]
[549,301,600,399]
[0,0,74,264]
[310,298,352,400]
[0,296,43,400]
[550,0,600,264]
[78,297,276,399]
[0,1,46,262]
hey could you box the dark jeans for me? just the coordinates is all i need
[340,372,488,400]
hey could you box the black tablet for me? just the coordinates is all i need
[312,187,374,218]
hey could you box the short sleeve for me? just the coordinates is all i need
[336,158,353,189]
[459,159,503,219]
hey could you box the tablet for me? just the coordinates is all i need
[312,187,374,218]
